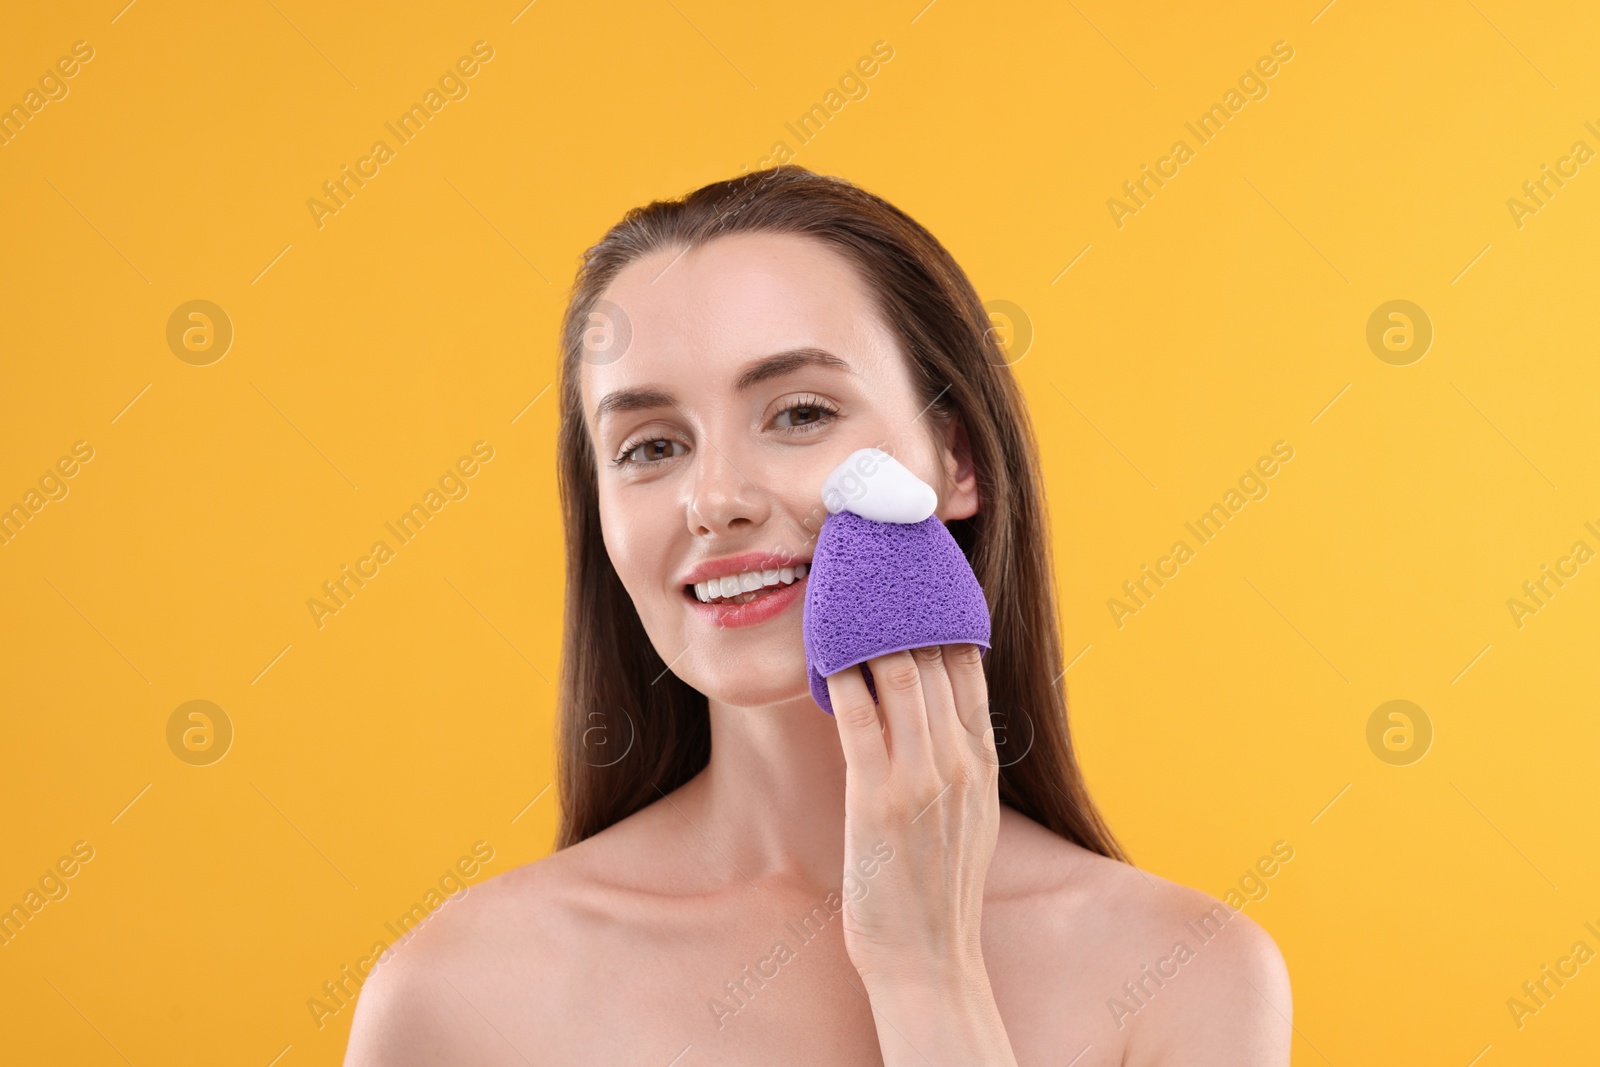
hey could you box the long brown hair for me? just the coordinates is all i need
[553,166,1127,862]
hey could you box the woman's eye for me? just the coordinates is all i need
[616,437,686,466]
[777,406,821,428]
[774,399,838,431]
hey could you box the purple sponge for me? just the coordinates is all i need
[801,455,991,715]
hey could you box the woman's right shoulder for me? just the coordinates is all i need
[340,838,606,1066]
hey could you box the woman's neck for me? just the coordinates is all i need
[678,692,851,894]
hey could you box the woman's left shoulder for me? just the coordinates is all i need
[992,807,1292,1062]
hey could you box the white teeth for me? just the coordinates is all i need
[692,562,812,604]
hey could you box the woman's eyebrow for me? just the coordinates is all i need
[593,348,852,425]
[733,347,852,390]
[594,386,676,426]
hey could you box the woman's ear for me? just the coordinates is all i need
[936,414,981,521]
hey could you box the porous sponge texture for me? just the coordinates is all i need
[803,509,991,715]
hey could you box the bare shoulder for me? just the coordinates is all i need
[991,809,1292,1066]
[338,844,575,1065]
[343,807,679,1067]
[1104,866,1291,1065]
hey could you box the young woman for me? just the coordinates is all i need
[345,167,1292,1065]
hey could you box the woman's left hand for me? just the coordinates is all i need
[825,642,1002,995]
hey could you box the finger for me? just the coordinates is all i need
[910,645,964,779]
[943,643,991,739]
[865,650,934,775]
[826,662,888,782]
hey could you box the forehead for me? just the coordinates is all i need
[580,231,896,414]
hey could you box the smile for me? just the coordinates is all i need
[689,563,809,605]
[681,564,810,630]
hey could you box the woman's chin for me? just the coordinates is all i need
[680,662,816,711]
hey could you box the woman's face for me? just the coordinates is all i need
[581,231,979,709]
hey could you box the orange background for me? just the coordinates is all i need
[2,1,1597,1063]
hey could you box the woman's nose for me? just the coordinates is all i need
[686,440,771,535]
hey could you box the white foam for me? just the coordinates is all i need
[820,447,938,524]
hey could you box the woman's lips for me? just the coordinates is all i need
[683,571,808,628]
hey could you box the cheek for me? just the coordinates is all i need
[599,488,676,597]
[597,493,637,580]
[773,458,838,541]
